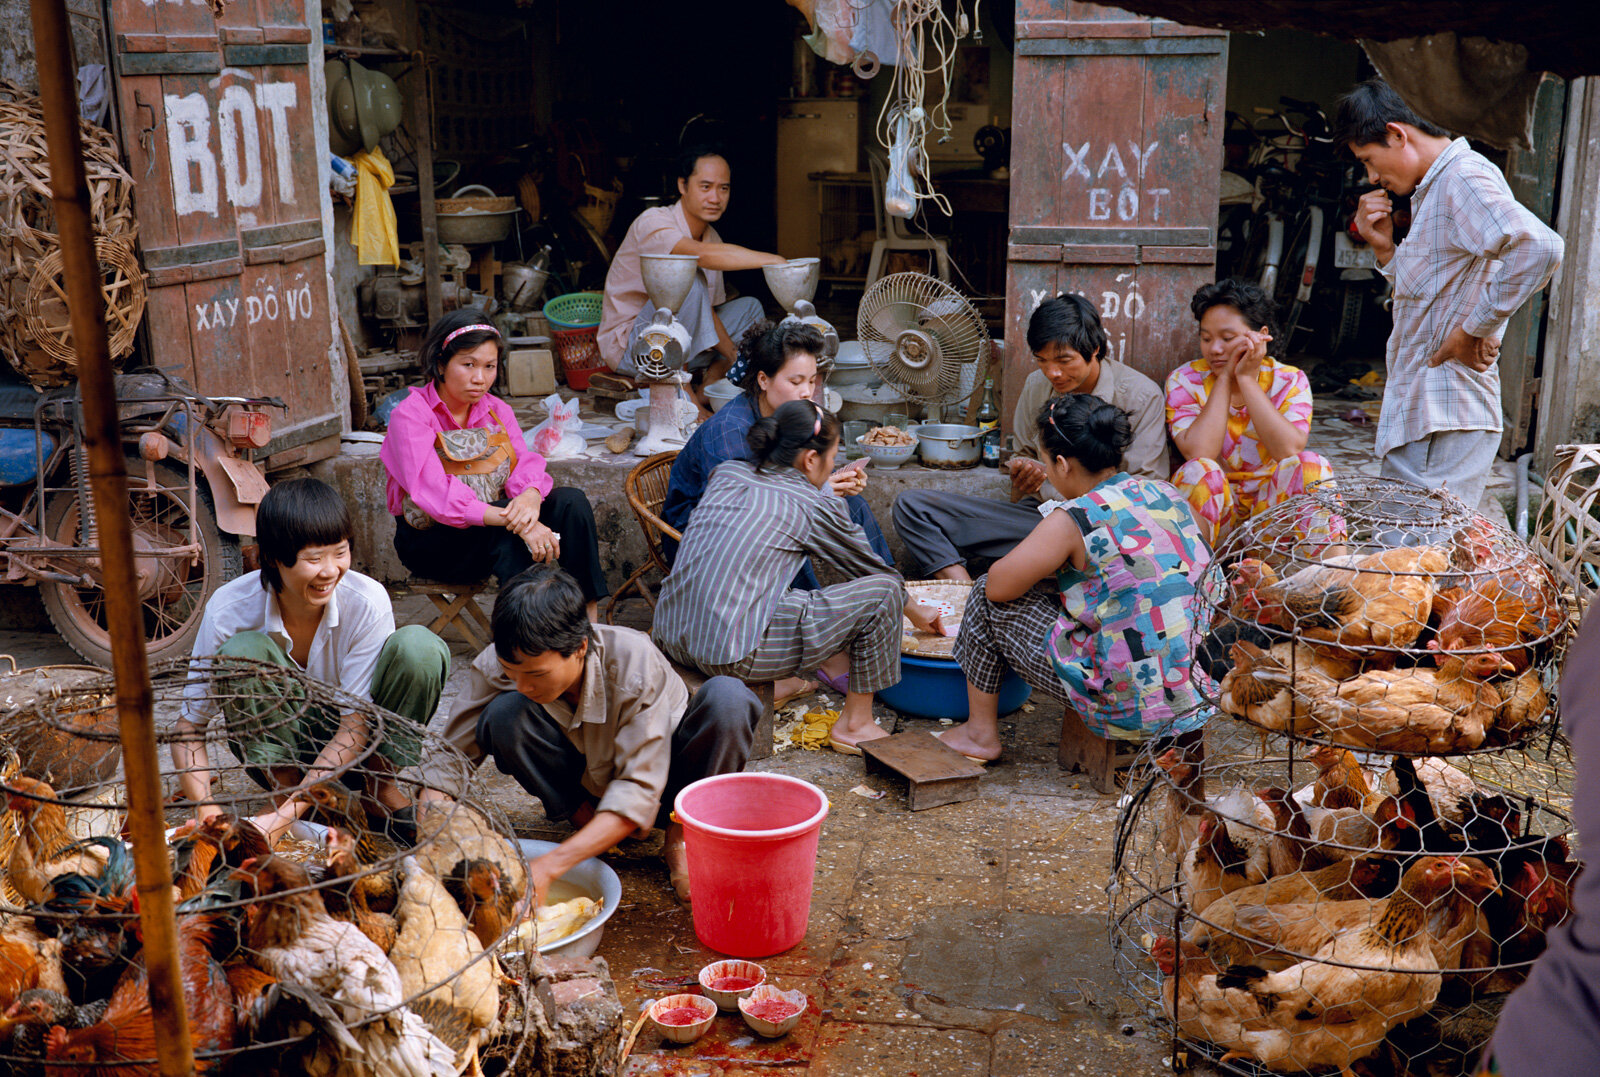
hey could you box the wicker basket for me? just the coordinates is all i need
[572,156,622,235]
[553,326,605,390]
[902,579,973,657]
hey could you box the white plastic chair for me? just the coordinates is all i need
[866,153,951,286]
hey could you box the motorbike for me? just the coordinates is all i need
[0,368,284,666]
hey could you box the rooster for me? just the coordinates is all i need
[230,855,457,1077]
[1229,545,1453,658]
[6,778,112,904]
[44,913,238,1075]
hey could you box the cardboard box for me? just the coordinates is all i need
[507,348,558,397]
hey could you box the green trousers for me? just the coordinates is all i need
[218,624,449,771]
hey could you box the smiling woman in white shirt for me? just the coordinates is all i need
[171,478,449,843]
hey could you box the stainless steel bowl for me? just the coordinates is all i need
[910,423,982,469]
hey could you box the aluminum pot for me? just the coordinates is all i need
[911,423,982,469]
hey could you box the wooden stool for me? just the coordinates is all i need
[412,580,494,651]
[1057,706,1141,794]
[670,662,777,762]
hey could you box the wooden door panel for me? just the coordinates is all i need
[110,0,339,466]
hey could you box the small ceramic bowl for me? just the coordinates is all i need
[697,959,767,1011]
[856,433,919,470]
[646,994,717,1044]
[737,984,808,1038]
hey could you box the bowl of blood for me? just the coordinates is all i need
[646,994,717,1044]
[697,959,767,1010]
[738,984,808,1037]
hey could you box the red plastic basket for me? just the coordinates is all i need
[552,325,605,390]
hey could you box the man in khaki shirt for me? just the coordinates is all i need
[892,294,1168,580]
[417,565,761,905]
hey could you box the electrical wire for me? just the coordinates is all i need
[874,0,980,219]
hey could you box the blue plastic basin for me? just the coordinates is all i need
[876,653,1033,721]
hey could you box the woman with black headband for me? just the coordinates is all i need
[381,309,608,617]
[653,399,942,754]
[936,393,1212,764]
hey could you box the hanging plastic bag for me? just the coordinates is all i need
[885,109,916,219]
[529,394,586,459]
[350,146,399,267]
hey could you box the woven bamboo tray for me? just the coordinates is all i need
[902,579,971,658]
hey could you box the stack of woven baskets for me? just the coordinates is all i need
[0,80,145,388]
[544,291,605,390]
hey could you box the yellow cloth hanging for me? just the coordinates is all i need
[350,147,399,267]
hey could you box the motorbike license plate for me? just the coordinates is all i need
[1334,232,1378,269]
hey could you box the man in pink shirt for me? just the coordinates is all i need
[599,145,787,404]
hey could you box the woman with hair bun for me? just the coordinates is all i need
[936,394,1211,763]
[661,318,891,567]
[654,400,942,753]
[1165,278,1335,546]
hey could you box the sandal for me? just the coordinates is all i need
[826,734,864,757]
[816,669,849,695]
[774,679,820,708]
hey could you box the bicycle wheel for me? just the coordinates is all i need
[1274,208,1320,344]
[1330,282,1365,358]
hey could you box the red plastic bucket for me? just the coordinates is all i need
[673,773,829,957]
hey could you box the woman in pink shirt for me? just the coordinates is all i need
[381,310,608,616]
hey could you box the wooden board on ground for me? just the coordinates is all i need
[861,731,983,811]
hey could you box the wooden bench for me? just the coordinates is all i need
[1057,706,1142,794]
[412,580,494,651]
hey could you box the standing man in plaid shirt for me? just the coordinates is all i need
[1335,78,1563,511]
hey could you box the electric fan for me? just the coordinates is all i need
[856,272,990,407]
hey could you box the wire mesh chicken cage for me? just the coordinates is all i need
[1108,478,1581,1076]
[0,656,565,1076]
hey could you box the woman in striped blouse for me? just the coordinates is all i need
[653,400,942,753]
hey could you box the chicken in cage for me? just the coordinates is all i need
[1196,478,1569,757]
[0,656,596,1076]
[1111,742,1577,1077]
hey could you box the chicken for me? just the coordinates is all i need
[305,781,401,865]
[231,854,457,1077]
[1219,641,1360,740]
[322,826,399,953]
[1378,755,1478,823]
[0,914,66,1007]
[1276,651,1500,753]
[0,989,108,1077]
[1153,747,1207,863]
[1187,856,1399,954]
[1421,856,1500,976]
[1182,812,1267,915]
[1229,545,1453,658]
[1305,746,1378,812]
[44,913,238,1076]
[223,963,279,1044]
[1433,548,1564,676]
[1257,787,1339,878]
[389,856,498,1035]
[1149,937,1270,1050]
[411,800,529,908]
[1494,666,1551,737]
[1201,857,1478,1077]
[6,778,111,904]
[1496,850,1578,971]
[1308,795,1420,861]
[56,893,140,1005]
[444,858,517,952]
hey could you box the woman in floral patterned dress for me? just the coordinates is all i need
[1165,279,1335,547]
[935,394,1212,764]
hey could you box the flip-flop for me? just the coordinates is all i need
[775,679,820,708]
[826,734,864,756]
[934,730,992,766]
[816,669,850,695]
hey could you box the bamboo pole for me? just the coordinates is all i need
[27,3,195,1074]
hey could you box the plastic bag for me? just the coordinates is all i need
[351,146,399,266]
[529,394,586,459]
